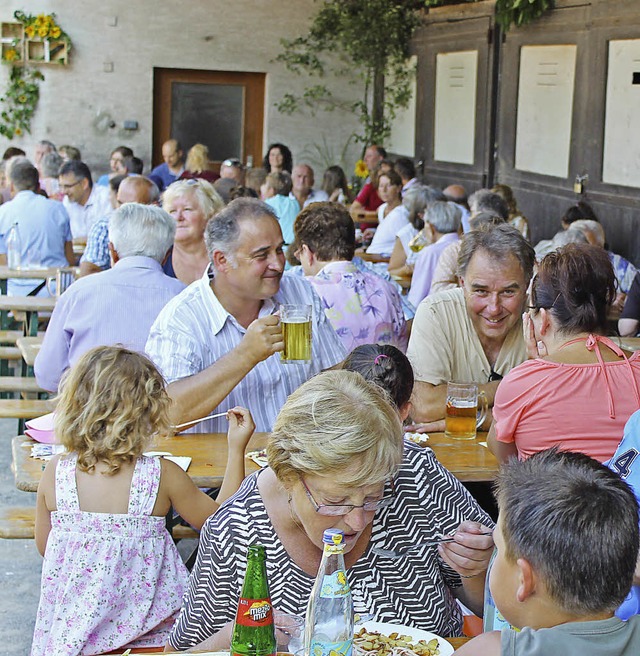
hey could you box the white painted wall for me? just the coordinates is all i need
[0,1,364,178]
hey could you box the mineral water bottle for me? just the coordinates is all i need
[7,222,21,270]
[231,544,277,656]
[483,549,512,632]
[304,529,354,656]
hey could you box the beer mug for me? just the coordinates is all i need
[444,382,488,440]
[408,228,431,253]
[46,267,76,297]
[280,304,312,364]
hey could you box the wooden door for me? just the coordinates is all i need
[153,68,265,170]
[413,3,497,192]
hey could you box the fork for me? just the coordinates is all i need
[371,537,456,559]
[372,531,493,560]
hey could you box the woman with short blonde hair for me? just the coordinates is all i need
[162,178,224,284]
[168,370,494,652]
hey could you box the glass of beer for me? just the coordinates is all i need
[280,304,312,364]
[444,382,488,439]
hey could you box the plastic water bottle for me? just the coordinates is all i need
[304,529,354,656]
[7,222,21,270]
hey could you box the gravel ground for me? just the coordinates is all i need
[0,418,41,656]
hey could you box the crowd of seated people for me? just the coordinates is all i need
[4,136,640,654]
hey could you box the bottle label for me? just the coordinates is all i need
[309,638,353,656]
[234,597,274,627]
[319,571,350,598]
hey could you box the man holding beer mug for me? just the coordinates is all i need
[146,198,346,434]
[406,224,535,432]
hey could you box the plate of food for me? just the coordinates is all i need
[356,621,453,656]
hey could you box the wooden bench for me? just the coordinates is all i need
[0,399,54,418]
[0,376,45,394]
[0,506,36,539]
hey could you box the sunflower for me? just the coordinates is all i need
[354,159,368,178]
[50,26,61,39]
[38,26,49,38]
[24,25,36,39]
[3,48,19,62]
[14,127,23,136]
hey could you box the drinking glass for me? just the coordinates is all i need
[280,304,312,364]
[444,382,487,439]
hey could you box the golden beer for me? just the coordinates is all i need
[444,402,477,440]
[281,319,312,363]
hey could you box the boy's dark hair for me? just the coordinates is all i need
[343,344,414,410]
[496,448,639,615]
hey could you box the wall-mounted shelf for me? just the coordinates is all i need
[0,21,24,63]
[26,38,68,65]
[1,20,68,66]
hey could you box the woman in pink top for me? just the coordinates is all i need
[489,243,640,463]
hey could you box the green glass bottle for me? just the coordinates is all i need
[231,544,277,656]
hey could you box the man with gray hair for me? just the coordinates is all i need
[34,203,184,391]
[146,198,345,434]
[0,156,74,295]
[407,201,461,308]
[407,223,535,430]
[79,175,160,277]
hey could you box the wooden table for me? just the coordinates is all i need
[355,249,390,264]
[424,431,498,482]
[0,295,56,336]
[13,431,496,493]
[391,272,412,292]
[12,431,269,493]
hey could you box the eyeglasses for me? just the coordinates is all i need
[222,158,243,168]
[59,180,82,192]
[301,477,395,516]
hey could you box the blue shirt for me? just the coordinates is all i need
[265,194,299,246]
[34,256,185,391]
[0,190,72,295]
[149,163,183,192]
[80,215,110,270]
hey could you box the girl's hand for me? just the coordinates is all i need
[226,406,255,453]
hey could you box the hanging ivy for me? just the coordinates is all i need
[0,66,44,139]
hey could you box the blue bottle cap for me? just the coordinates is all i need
[322,528,344,545]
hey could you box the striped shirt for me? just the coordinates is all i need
[168,442,492,650]
[145,268,346,433]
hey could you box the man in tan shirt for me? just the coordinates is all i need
[407,223,535,430]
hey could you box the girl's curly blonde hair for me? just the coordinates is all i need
[55,346,171,475]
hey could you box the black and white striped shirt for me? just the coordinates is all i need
[170,442,492,650]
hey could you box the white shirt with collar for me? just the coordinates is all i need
[145,267,346,433]
[289,188,330,209]
[63,184,111,239]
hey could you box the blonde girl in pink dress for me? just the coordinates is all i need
[32,345,255,656]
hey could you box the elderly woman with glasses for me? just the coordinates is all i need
[488,243,640,464]
[167,370,493,652]
[162,178,224,285]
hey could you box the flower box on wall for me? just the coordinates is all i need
[0,21,24,64]
[25,37,68,65]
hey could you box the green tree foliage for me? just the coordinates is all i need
[495,0,555,30]
[275,0,427,146]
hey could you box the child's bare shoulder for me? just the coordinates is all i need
[454,630,501,655]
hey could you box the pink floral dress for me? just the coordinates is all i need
[31,454,189,656]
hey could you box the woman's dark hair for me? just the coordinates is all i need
[343,344,414,411]
[561,201,599,226]
[262,143,293,173]
[322,165,350,198]
[377,168,402,191]
[531,243,616,335]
